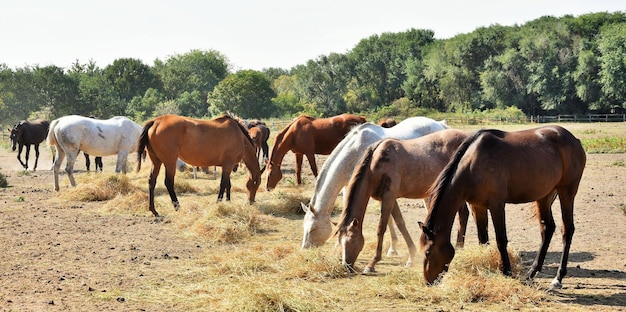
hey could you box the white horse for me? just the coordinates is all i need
[301,117,449,249]
[46,115,142,191]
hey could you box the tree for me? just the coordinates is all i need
[103,58,160,114]
[154,49,229,117]
[207,70,277,118]
[598,23,626,110]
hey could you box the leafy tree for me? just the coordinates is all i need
[103,58,160,114]
[272,74,304,116]
[598,23,626,111]
[207,70,277,118]
[154,49,229,117]
[32,65,80,118]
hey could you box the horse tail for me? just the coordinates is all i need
[46,118,60,147]
[136,120,155,173]
[335,139,385,235]
[428,129,486,212]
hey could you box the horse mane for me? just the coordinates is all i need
[224,112,255,145]
[335,140,385,234]
[427,129,487,221]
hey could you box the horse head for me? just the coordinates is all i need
[338,218,365,273]
[301,202,334,248]
[418,221,455,285]
[265,161,282,191]
[9,124,21,151]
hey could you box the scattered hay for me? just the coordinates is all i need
[57,174,140,202]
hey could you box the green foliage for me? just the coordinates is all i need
[208,70,277,118]
[0,169,7,188]
[581,137,626,153]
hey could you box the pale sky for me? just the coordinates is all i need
[1,0,624,71]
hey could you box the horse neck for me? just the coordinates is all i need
[425,178,466,240]
[241,143,261,176]
[268,131,291,165]
[312,128,382,216]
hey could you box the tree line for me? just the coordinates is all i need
[1,11,625,125]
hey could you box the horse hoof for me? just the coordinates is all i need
[173,201,180,211]
[363,267,376,274]
[550,279,563,290]
[386,249,398,256]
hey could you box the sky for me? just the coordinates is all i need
[1,0,624,71]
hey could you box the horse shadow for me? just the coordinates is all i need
[520,250,626,307]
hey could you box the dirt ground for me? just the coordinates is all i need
[0,124,625,311]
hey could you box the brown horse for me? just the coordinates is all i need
[246,120,270,162]
[337,129,472,273]
[377,118,397,128]
[419,126,586,289]
[266,113,366,190]
[136,114,263,217]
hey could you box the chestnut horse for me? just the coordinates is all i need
[418,126,586,289]
[8,119,49,171]
[301,117,449,250]
[136,114,263,217]
[266,113,366,190]
[377,118,397,128]
[337,129,472,273]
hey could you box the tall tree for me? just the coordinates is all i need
[207,70,277,118]
[103,58,160,115]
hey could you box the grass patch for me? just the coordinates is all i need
[581,137,626,153]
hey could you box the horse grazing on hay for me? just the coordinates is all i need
[8,119,49,171]
[301,117,449,250]
[136,114,263,217]
[47,115,142,191]
[419,126,586,289]
[337,129,472,273]
[246,119,270,162]
[266,113,366,191]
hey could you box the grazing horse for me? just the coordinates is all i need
[418,126,586,289]
[136,114,263,217]
[47,115,142,191]
[246,120,270,162]
[248,126,264,163]
[8,119,49,171]
[266,114,366,190]
[301,117,450,250]
[337,129,471,273]
[377,118,397,128]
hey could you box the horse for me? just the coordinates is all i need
[418,126,586,289]
[8,119,49,171]
[136,114,263,217]
[301,117,450,250]
[47,115,143,191]
[248,126,265,163]
[336,129,472,273]
[377,118,397,128]
[246,120,270,162]
[266,113,366,191]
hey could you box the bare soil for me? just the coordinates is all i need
[0,123,625,311]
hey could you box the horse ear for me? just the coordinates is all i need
[301,202,313,215]
[331,220,338,226]
[260,164,267,174]
[418,221,435,239]
[348,218,360,228]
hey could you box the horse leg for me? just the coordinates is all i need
[163,164,179,211]
[24,144,31,170]
[295,153,304,185]
[455,203,470,248]
[306,153,318,177]
[217,168,232,202]
[364,196,402,273]
[84,153,91,171]
[390,200,416,269]
[148,157,163,217]
[116,152,129,173]
[33,144,40,171]
[96,157,103,171]
[52,147,66,191]
[17,144,26,169]
[472,205,490,245]
[551,189,576,289]
[64,150,78,187]
[386,218,398,256]
[488,203,512,276]
[526,192,558,283]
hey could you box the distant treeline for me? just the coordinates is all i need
[1,11,625,125]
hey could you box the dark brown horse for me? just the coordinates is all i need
[419,126,586,289]
[136,114,264,217]
[8,119,49,171]
[246,120,270,162]
[336,129,472,273]
[266,114,366,190]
